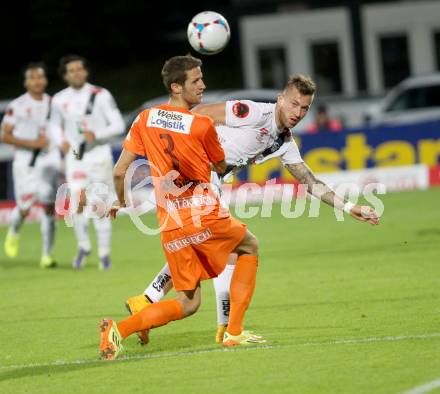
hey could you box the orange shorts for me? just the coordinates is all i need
[160,216,247,291]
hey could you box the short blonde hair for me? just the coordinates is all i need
[284,74,316,96]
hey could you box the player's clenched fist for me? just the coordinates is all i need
[348,205,380,225]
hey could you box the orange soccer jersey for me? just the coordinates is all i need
[123,104,226,231]
[123,104,247,290]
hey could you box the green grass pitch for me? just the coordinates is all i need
[1,188,439,393]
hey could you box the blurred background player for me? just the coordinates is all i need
[99,55,264,360]
[306,104,343,134]
[50,55,124,270]
[126,74,380,344]
[1,63,61,268]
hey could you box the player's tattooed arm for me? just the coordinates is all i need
[285,162,380,225]
[285,162,346,210]
[192,103,226,124]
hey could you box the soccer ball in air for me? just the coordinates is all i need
[187,11,230,55]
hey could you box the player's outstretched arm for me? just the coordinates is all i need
[109,149,137,219]
[192,103,226,124]
[285,162,379,225]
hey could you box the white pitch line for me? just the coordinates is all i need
[307,333,440,346]
[1,332,439,371]
[400,378,440,394]
[0,345,279,371]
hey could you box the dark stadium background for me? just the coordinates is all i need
[0,0,397,110]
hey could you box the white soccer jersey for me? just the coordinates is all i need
[217,100,303,168]
[50,82,124,162]
[1,93,57,165]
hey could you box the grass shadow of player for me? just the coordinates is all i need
[119,328,217,354]
[0,330,221,383]
[0,259,41,269]
[0,259,76,270]
[0,356,147,383]
[416,227,440,236]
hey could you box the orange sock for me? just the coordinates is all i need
[227,255,258,336]
[117,299,184,339]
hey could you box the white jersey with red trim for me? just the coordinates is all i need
[217,100,303,168]
[1,92,59,165]
[50,82,124,162]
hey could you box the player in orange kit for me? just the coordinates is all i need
[98,55,264,360]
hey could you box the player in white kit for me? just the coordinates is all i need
[125,75,380,343]
[50,55,124,270]
[2,63,61,268]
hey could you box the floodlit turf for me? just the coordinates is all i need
[0,188,439,394]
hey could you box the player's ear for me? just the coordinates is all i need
[276,94,283,105]
[23,70,29,90]
[170,82,182,95]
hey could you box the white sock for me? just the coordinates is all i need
[213,264,235,326]
[41,212,55,257]
[73,213,91,252]
[93,217,112,258]
[10,207,25,234]
[144,262,173,302]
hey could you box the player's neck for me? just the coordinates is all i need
[70,82,87,91]
[28,91,44,101]
[168,96,191,110]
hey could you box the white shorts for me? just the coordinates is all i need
[65,153,115,207]
[13,151,61,210]
[66,153,113,186]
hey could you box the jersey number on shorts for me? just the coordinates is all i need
[160,134,180,171]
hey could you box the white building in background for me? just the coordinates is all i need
[240,8,357,96]
[239,0,440,97]
[363,1,440,95]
